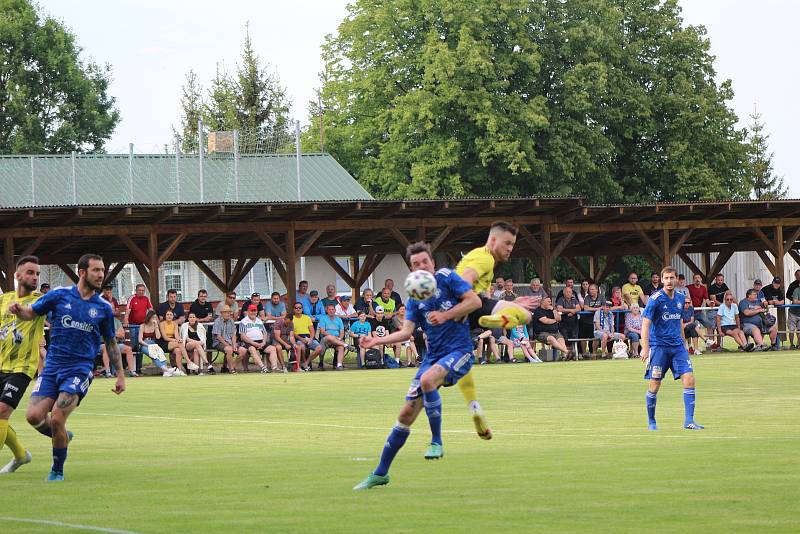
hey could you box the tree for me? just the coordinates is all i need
[0,0,119,153]
[316,0,749,201]
[202,64,240,133]
[745,108,786,200]
[175,70,203,153]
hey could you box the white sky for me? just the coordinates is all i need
[36,0,799,196]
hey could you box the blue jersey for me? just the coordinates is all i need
[31,286,115,368]
[642,289,685,347]
[405,268,473,360]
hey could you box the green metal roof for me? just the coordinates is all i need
[0,153,373,208]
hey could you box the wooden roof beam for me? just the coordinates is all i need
[58,208,84,226]
[10,210,35,227]
[102,207,132,226]
[117,234,150,266]
[751,227,777,256]
[151,206,179,225]
[157,233,187,265]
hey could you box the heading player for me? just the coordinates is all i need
[10,253,126,481]
[0,256,44,474]
[455,221,537,439]
[641,266,704,431]
[354,242,481,490]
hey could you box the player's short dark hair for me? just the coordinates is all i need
[489,221,518,236]
[405,241,433,263]
[661,266,677,278]
[16,255,39,268]
[77,253,103,272]
[167,288,177,295]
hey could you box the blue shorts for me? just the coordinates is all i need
[405,349,474,401]
[644,345,693,381]
[31,365,94,402]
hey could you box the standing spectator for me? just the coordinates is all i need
[180,312,211,374]
[374,287,397,317]
[215,291,239,318]
[761,277,785,305]
[350,310,372,367]
[688,274,715,339]
[789,281,800,349]
[708,273,730,347]
[675,274,690,299]
[318,304,348,370]
[621,272,644,307]
[556,285,580,345]
[384,278,403,310]
[577,279,591,306]
[492,277,505,299]
[500,279,517,301]
[528,278,548,306]
[335,294,357,320]
[100,284,121,318]
[307,290,325,326]
[355,288,377,317]
[643,272,662,298]
[625,303,644,357]
[296,281,312,315]
[593,301,624,358]
[190,289,215,323]
[321,284,339,311]
[579,283,604,355]
[785,269,800,303]
[212,305,247,374]
[239,293,264,320]
[609,286,627,310]
[157,288,185,325]
[532,296,573,360]
[124,283,152,353]
[238,305,276,373]
[555,277,575,301]
[264,291,287,321]
[753,279,765,300]
[271,313,296,370]
[717,292,752,351]
[738,289,778,351]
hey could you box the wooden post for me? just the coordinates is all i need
[285,227,297,306]
[542,225,552,294]
[351,254,360,300]
[775,225,786,344]
[702,252,711,283]
[662,228,671,268]
[148,232,160,306]
[589,256,597,281]
[222,259,232,291]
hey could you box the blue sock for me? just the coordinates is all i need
[373,424,410,477]
[52,447,68,474]
[423,389,443,446]
[646,391,658,425]
[683,388,696,424]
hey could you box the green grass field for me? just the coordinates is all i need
[2,352,798,533]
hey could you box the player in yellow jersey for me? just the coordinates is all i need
[455,222,538,440]
[0,255,45,474]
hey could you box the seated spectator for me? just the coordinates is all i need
[100,323,137,378]
[138,310,180,376]
[100,284,122,319]
[609,286,627,310]
[505,324,541,363]
[738,289,778,351]
[681,300,703,356]
[624,303,643,357]
[264,291,287,321]
[675,274,690,299]
[355,288,377,317]
[556,285,580,344]
[335,294,358,320]
[500,279,517,301]
[370,306,399,360]
[579,283,604,355]
[717,292,753,351]
[160,309,190,374]
[384,278,404,310]
[321,284,339,312]
[753,279,765,300]
[643,272,663,298]
[473,328,501,364]
[374,287,397,317]
[212,305,248,374]
[621,272,644,307]
[157,288,185,325]
[761,276,785,305]
[350,310,372,367]
[528,277,548,301]
[290,303,323,371]
[180,312,212,374]
[392,304,418,367]
[708,274,730,344]
[239,293,264,320]
[555,277,575,301]
[307,290,325,327]
[215,290,239,318]
[533,296,574,360]
[593,301,624,358]
[492,277,505,299]
[271,313,296,370]
[239,305,278,372]
[317,304,349,370]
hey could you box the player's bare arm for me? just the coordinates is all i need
[428,290,481,325]
[103,335,126,394]
[361,320,415,348]
[640,317,651,361]
[458,267,479,286]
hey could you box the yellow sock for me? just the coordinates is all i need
[458,371,478,407]
[0,419,7,452]
[503,305,530,326]
[4,425,26,459]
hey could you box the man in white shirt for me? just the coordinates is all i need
[238,305,278,372]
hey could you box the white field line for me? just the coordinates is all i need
[79,411,754,440]
[0,516,140,534]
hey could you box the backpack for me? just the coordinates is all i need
[383,355,400,368]
[364,348,384,369]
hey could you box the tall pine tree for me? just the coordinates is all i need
[746,108,786,199]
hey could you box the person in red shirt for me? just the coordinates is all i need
[687,274,714,339]
[124,283,152,352]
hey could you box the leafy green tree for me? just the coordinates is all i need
[315,0,749,201]
[0,0,119,153]
[745,108,786,199]
[202,64,240,133]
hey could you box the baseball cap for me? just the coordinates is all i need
[375,306,384,313]
[754,278,762,285]
[247,304,258,311]
[309,290,319,296]
[773,276,781,284]
[341,295,351,301]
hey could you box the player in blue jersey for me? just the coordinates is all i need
[641,266,703,431]
[353,242,481,490]
[9,253,125,481]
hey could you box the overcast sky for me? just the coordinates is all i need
[36,0,799,196]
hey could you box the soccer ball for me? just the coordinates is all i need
[405,270,437,301]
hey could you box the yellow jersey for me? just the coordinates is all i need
[0,291,44,378]
[292,314,313,336]
[456,247,496,295]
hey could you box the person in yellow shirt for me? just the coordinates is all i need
[454,221,538,440]
[621,272,645,307]
[0,255,45,474]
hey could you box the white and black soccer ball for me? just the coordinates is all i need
[405,270,437,301]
